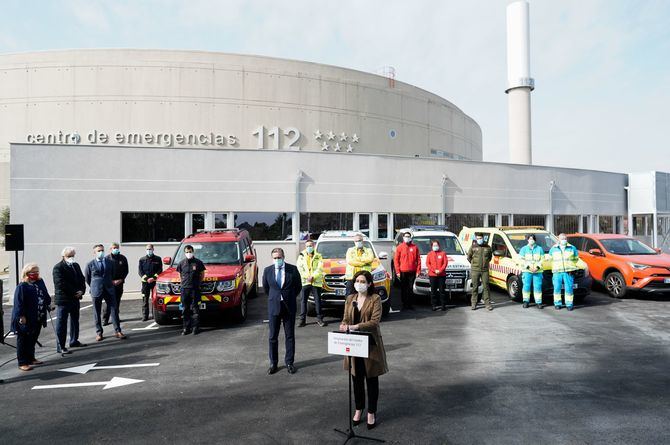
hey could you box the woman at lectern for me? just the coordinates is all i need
[339,270,388,430]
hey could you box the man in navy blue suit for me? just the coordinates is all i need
[262,247,302,375]
[85,244,126,341]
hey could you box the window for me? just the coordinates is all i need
[445,214,485,233]
[554,215,579,235]
[582,216,590,233]
[234,212,292,241]
[214,213,228,229]
[412,236,464,255]
[394,213,439,230]
[358,214,371,237]
[583,238,600,253]
[174,241,240,265]
[633,215,653,236]
[486,214,496,227]
[501,215,510,226]
[377,214,390,240]
[615,216,624,234]
[317,240,374,259]
[491,234,510,258]
[599,216,614,234]
[300,213,353,238]
[191,213,205,233]
[567,236,584,251]
[514,215,546,228]
[507,232,556,253]
[121,212,185,243]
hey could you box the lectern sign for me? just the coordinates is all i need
[328,332,369,358]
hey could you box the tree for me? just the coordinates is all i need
[0,206,8,247]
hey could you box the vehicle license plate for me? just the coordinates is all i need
[446,279,461,285]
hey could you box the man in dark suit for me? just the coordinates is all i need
[52,246,87,353]
[138,243,163,321]
[102,242,129,325]
[85,244,126,341]
[262,247,302,375]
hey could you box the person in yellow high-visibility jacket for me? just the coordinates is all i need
[345,234,375,296]
[549,233,580,311]
[296,240,327,327]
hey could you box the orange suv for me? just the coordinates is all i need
[153,229,258,324]
[567,234,670,298]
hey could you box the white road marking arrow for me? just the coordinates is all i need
[132,322,159,331]
[59,362,160,374]
[32,377,144,391]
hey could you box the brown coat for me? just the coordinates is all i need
[341,293,389,378]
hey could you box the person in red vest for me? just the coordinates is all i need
[426,239,449,311]
[393,231,421,310]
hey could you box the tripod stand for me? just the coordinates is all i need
[333,330,384,444]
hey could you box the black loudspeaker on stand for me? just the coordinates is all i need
[333,327,384,444]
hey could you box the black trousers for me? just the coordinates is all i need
[141,282,156,319]
[181,287,201,331]
[400,272,416,308]
[429,276,447,307]
[103,285,124,323]
[268,303,296,366]
[16,326,41,366]
[352,357,379,413]
[300,285,323,320]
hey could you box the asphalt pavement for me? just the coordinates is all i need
[1,287,669,445]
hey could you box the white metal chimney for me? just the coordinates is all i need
[506,0,534,165]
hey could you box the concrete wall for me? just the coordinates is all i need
[0,49,483,211]
[10,143,626,293]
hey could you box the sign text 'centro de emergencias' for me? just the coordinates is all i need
[25,126,361,153]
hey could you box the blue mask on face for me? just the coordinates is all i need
[274,258,284,268]
[96,251,104,259]
[112,248,120,255]
[476,239,484,245]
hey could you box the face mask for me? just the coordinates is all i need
[96,251,104,259]
[432,245,439,251]
[528,239,535,246]
[355,241,363,249]
[146,250,154,257]
[306,246,314,254]
[27,272,40,281]
[476,239,484,245]
[354,282,368,293]
[560,239,567,247]
[185,252,194,259]
[65,257,75,265]
[404,237,411,244]
[112,248,120,255]
[274,258,284,267]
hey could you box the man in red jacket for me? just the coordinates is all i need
[426,239,449,311]
[394,231,421,310]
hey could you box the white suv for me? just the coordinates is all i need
[392,226,473,296]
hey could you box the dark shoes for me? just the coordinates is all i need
[441,306,447,311]
[102,320,110,326]
[432,306,439,311]
[298,320,307,328]
[567,306,574,311]
[181,329,191,336]
[367,417,377,430]
[471,304,477,310]
[69,341,86,348]
[193,328,201,335]
[317,319,328,327]
[287,364,297,374]
[268,365,278,375]
[142,317,148,322]
[523,302,529,308]
[61,347,72,355]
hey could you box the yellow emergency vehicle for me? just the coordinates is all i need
[458,226,592,302]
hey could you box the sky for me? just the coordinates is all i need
[0,0,668,173]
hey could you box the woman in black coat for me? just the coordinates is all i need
[12,263,51,371]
